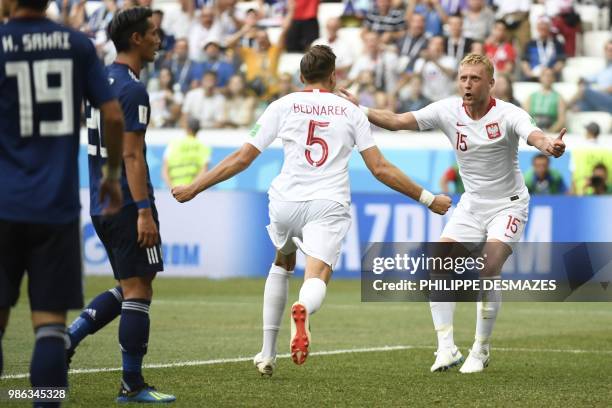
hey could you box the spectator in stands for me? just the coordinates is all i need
[444,14,472,65]
[584,122,601,144]
[216,0,245,42]
[226,0,293,98]
[396,75,431,112]
[362,0,406,44]
[348,32,400,100]
[584,163,612,195]
[220,75,257,128]
[469,40,484,55]
[461,0,494,42]
[162,38,196,93]
[525,68,567,133]
[484,20,516,76]
[162,0,194,39]
[190,40,235,88]
[492,73,521,106]
[187,6,222,62]
[406,0,448,37]
[181,71,225,129]
[397,13,429,74]
[521,16,566,82]
[492,0,530,54]
[355,70,378,108]
[286,0,320,51]
[268,72,297,103]
[235,8,260,49]
[149,67,183,128]
[342,0,370,20]
[551,2,582,57]
[569,40,612,113]
[412,36,457,101]
[152,10,176,72]
[440,164,465,194]
[312,18,354,80]
[440,0,468,16]
[524,154,567,195]
[162,118,211,189]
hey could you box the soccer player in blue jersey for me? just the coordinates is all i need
[65,7,175,403]
[0,0,124,400]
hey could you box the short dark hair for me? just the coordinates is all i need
[593,163,608,173]
[300,45,336,83]
[108,7,153,53]
[16,0,48,11]
[533,154,549,164]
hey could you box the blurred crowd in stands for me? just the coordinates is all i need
[44,0,611,194]
[46,0,611,131]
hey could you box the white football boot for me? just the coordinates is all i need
[430,346,464,372]
[253,352,276,376]
[459,347,490,373]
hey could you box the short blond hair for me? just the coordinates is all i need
[459,53,495,79]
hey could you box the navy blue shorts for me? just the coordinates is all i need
[91,203,163,280]
[0,218,84,311]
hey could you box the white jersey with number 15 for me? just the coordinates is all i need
[413,97,541,199]
[247,89,375,208]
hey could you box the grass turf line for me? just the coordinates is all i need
[1,276,611,407]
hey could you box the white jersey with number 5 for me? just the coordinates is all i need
[413,97,541,199]
[247,89,375,207]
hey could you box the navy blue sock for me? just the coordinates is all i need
[68,286,123,348]
[0,328,4,377]
[119,299,151,391]
[31,324,67,408]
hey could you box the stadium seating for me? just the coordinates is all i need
[278,52,304,76]
[552,82,578,102]
[583,31,611,58]
[566,111,612,135]
[513,82,541,106]
[562,57,607,83]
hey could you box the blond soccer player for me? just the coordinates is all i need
[340,54,566,373]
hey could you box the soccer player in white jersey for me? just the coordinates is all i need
[340,53,566,373]
[172,45,452,375]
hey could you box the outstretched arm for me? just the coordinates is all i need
[338,88,420,131]
[172,143,260,202]
[360,146,451,214]
[527,128,566,158]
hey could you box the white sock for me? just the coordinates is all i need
[474,277,502,352]
[430,301,456,349]
[298,278,327,315]
[261,264,291,358]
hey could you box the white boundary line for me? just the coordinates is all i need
[2,344,611,380]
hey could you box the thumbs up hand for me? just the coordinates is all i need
[547,128,566,158]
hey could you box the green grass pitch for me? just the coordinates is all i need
[2,276,611,407]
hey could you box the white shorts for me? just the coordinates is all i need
[441,190,529,244]
[266,199,351,268]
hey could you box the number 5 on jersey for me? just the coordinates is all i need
[305,120,329,167]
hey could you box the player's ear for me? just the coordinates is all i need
[130,31,143,48]
[299,74,305,85]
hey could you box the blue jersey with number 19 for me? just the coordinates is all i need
[0,17,114,223]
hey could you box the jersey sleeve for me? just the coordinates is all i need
[507,104,541,141]
[80,34,114,108]
[353,107,376,152]
[247,101,281,152]
[412,99,444,131]
[120,84,150,133]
